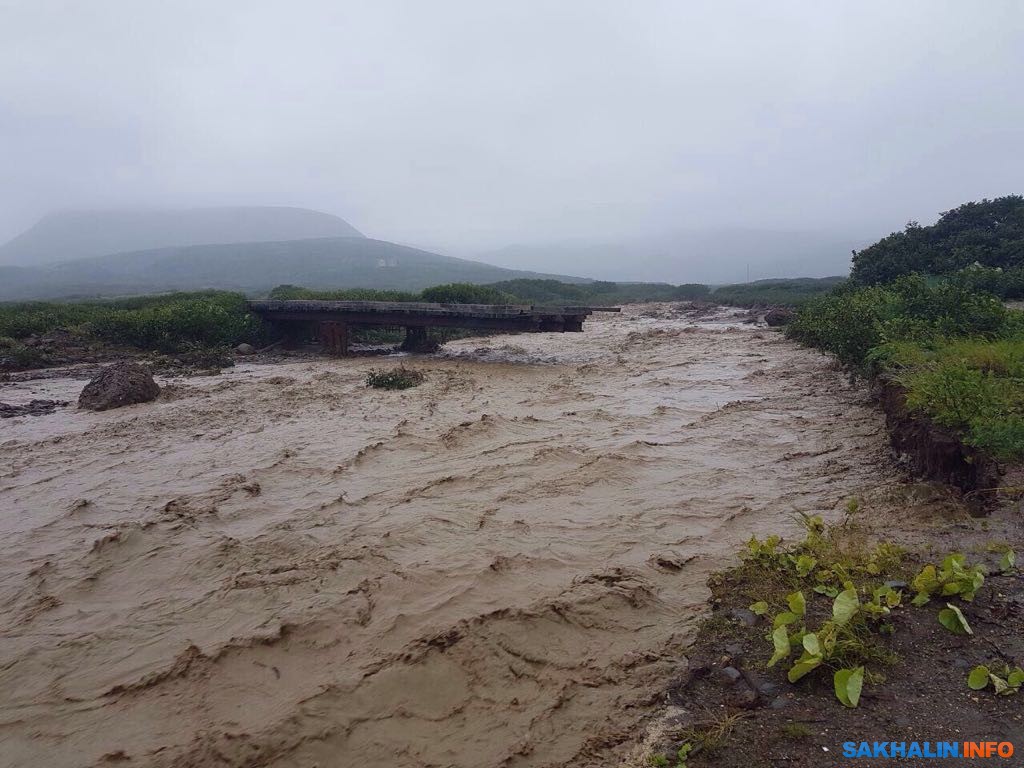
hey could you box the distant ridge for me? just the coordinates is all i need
[0,237,587,300]
[0,206,365,266]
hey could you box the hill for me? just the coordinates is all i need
[0,237,586,301]
[0,207,364,266]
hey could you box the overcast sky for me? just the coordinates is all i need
[2,0,1022,254]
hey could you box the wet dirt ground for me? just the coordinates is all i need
[0,306,902,767]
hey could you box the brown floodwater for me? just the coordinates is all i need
[0,306,898,767]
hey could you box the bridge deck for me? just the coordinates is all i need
[248,300,616,331]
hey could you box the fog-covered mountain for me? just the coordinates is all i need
[473,229,868,284]
[0,237,585,300]
[0,207,364,266]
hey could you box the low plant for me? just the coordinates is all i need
[365,366,426,390]
[968,663,1024,695]
[743,517,1000,708]
[909,554,986,606]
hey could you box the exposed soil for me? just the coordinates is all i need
[629,490,1024,767]
[874,377,1006,504]
[0,304,1014,767]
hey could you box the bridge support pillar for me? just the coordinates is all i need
[401,325,438,353]
[319,321,350,356]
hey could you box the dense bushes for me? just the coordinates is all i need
[850,196,1024,288]
[0,291,263,353]
[266,285,420,301]
[786,276,1012,370]
[712,277,846,307]
[419,283,515,304]
[267,278,711,307]
[788,275,1024,461]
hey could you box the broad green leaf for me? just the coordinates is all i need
[813,584,839,598]
[911,591,931,607]
[767,625,790,667]
[938,603,972,635]
[802,633,821,656]
[773,611,799,628]
[787,591,806,617]
[885,589,902,607]
[912,564,938,594]
[967,666,990,690]
[942,553,966,571]
[1008,668,1024,688]
[832,588,859,626]
[834,666,864,707]
[749,601,769,616]
[787,652,822,683]
[1000,549,1016,573]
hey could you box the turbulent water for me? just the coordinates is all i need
[0,306,897,767]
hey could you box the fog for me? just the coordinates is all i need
[2,1,1023,278]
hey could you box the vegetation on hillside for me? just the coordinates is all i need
[269,279,709,306]
[850,195,1024,291]
[0,292,262,350]
[711,277,846,307]
[487,278,709,305]
[789,196,1024,462]
[267,284,420,302]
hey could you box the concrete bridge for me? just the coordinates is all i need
[247,300,618,355]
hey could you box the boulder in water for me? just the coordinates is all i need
[764,307,796,327]
[78,362,160,411]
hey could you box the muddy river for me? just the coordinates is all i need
[0,306,897,767]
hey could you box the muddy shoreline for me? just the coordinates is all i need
[0,304,950,767]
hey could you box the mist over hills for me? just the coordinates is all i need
[0,236,585,301]
[0,206,866,301]
[473,229,867,284]
[0,207,364,266]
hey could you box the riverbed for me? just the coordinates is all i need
[0,305,900,767]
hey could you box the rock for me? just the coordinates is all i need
[725,681,760,709]
[235,343,255,355]
[769,695,791,710]
[763,307,796,327]
[78,362,160,411]
[727,607,759,626]
[718,666,743,685]
[0,399,69,418]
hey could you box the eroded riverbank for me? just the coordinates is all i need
[0,306,902,767]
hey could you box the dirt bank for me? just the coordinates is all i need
[0,305,902,767]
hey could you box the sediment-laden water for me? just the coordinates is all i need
[0,306,898,767]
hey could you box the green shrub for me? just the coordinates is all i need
[266,285,420,302]
[713,277,846,307]
[419,283,514,305]
[0,292,264,353]
[787,275,1012,371]
[0,337,50,370]
[851,195,1024,285]
[901,358,1024,461]
[365,366,426,390]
